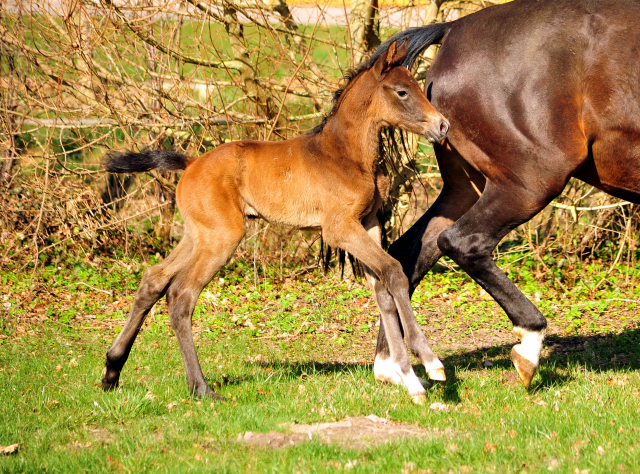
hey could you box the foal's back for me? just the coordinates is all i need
[177,133,370,230]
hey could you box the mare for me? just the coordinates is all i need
[366,0,640,390]
[100,41,450,402]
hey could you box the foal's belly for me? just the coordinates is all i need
[242,201,323,230]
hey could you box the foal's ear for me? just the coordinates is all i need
[373,41,395,77]
[389,40,408,66]
[373,40,408,78]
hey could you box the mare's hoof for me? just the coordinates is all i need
[428,368,446,381]
[411,393,427,405]
[511,347,537,389]
[101,378,119,391]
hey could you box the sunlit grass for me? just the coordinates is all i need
[1,255,640,472]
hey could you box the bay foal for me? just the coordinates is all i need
[101,41,450,403]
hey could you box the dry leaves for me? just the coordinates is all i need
[483,442,497,453]
[607,377,627,386]
[429,402,449,412]
[0,444,18,455]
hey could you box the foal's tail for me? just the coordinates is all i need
[366,22,452,70]
[103,150,191,174]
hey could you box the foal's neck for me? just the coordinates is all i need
[320,84,383,173]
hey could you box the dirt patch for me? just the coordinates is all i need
[238,415,447,449]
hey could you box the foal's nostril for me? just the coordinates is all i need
[440,120,450,136]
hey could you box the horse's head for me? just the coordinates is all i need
[369,41,449,143]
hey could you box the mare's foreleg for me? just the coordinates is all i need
[102,237,194,391]
[436,179,566,388]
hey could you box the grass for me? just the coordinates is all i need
[1,254,640,473]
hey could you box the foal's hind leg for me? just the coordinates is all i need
[165,225,245,398]
[102,237,194,391]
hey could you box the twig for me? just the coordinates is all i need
[76,282,113,296]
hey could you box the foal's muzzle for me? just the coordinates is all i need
[425,119,449,143]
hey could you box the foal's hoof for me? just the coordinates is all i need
[428,368,446,381]
[196,386,226,401]
[101,372,120,391]
[511,347,537,389]
[411,393,427,405]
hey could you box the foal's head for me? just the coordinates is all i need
[356,41,449,143]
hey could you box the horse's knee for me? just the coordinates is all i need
[166,287,198,328]
[383,260,410,294]
[138,266,170,300]
[437,227,492,273]
[373,282,396,314]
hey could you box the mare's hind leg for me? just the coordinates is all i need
[166,224,245,398]
[437,178,569,388]
[102,237,194,391]
[373,143,485,383]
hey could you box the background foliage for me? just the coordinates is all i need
[0,0,638,279]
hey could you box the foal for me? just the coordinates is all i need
[101,41,449,403]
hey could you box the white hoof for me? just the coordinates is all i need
[512,327,545,367]
[512,327,545,389]
[411,393,427,405]
[373,355,427,400]
[424,358,446,381]
[428,368,446,381]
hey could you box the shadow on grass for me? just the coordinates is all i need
[238,327,640,400]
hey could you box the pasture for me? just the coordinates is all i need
[3,0,640,472]
[1,255,639,473]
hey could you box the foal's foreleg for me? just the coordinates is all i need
[102,237,194,391]
[361,213,445,400]
[328,220,442,402]
[359,214,430,401]
[374,145,484,384]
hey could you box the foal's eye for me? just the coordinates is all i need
[397,90,408,98]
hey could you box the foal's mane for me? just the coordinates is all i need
[310,59,378,134]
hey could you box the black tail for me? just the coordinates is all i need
[366,23,452,71]
[102,150,190,174]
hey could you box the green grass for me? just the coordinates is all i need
[1,255,640,472]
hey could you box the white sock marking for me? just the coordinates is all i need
[513,327,545,366]
[374,355,426,396]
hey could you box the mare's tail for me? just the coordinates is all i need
[366,22,452,70]
[103,150,190,174]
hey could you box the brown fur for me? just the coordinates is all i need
[101,41,449,398]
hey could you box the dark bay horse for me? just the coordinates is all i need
[100,41,450,402]
[368,0,640,389]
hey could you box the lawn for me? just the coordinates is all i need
[1,255,640,473]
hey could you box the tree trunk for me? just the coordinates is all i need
[0,3,17,185]
[224,2,284,134]
[349,0,380,65]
